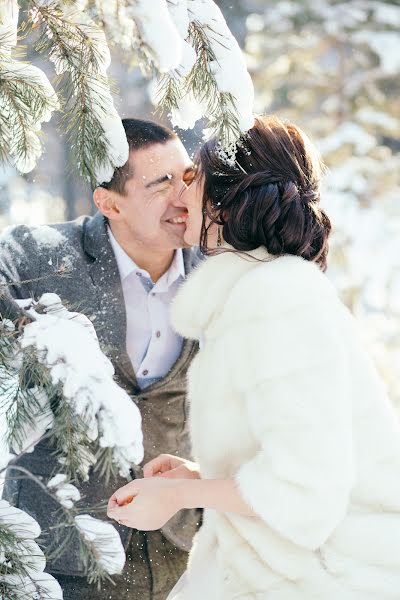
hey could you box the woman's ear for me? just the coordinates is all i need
[92,187,122,221]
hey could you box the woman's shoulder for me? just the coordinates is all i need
[223,253,340,323]
[171,247,342,338]
[216,254,349,389]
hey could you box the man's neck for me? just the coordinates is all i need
[109,224,175,283]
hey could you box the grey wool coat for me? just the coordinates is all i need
[0,212,202,576]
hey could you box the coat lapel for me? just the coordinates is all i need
[83,212,138,388]
[183,246,203,275]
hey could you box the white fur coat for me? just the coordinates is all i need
[170,246,400,600]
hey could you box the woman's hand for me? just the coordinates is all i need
[107,477,183,530]
[143,453,201,480]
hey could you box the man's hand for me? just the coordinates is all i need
[143,453,201,480]
[107,477,183,530]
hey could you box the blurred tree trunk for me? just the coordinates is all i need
[62,139,77,221]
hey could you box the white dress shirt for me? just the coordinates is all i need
[108,228,185,389]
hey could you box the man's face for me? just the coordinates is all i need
[111,139,195,250]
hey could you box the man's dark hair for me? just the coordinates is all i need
[99,118,177,194]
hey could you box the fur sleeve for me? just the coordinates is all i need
[232,296,355,551]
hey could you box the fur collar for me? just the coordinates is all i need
[171,245,336,341]
[171,245,273,340]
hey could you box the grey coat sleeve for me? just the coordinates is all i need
[0,225,42,314]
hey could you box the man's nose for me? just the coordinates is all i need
[170,181,188,207]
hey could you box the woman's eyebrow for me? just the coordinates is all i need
[145,173,173,188]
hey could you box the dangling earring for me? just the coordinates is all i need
[217,225,222,248]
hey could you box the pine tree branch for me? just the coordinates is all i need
[30,2,105,76]
[49,400,97,482]
[0,526,39,579]
[28,1,125,185]
[4,465,115,587]
[185,21,241,148]
[93,446,119,486]
[46,505,117,587]
[155,71,182,114]
[60,72,112,185]
[0,57,58,172]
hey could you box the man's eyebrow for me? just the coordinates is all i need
[145,165,195,188]
[145,174,173,188]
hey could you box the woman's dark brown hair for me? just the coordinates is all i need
[198,115,331,271]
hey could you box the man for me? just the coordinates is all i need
[0,119,202,599]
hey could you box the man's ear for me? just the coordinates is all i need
[93,187,122,221]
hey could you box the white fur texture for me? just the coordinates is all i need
[171,247,400,599]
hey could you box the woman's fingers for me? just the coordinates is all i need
[107,503,130,523]
[159,465,186,479]
[107,494,119,512]
[111,483,137,507]
[118,494,136,506]
[142,454,175,477]
[143,456,201,479]
[114,490,136,506]
[160,464,200,479]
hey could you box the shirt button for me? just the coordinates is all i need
[151,292,156,296]
[136,272,142,277]
[156,331,161,338]
[142,369,149,376]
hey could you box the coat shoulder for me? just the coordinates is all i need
[0,216,88,255]
[218,255,349,392]
[223,254,339,324]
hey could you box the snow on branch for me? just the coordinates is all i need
[130,0,183,73]
[0,466,126,586]
[45,474,126,580]
[0,1,60,173]
[0,315,56,472]
[0,499,63,600]
[0,0,18,51]
[31,0,129,186]
[156,0,255,154]
[0,0,255,180]
[1,294,138,585]
[18,293,144,479]
[74,514,125,577]
[47,473,81,509]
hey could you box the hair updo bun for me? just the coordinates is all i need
[198,115,332,271]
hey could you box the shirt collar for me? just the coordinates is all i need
[152,246,185,293]
[108,227,185,288]
[108,227,138,282]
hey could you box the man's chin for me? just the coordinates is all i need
[160,223,200,249]
[182,228,202,248]
[160,224,188,248]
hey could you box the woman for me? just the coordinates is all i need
[108,116,400,599]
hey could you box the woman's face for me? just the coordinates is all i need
[181,173,218,247]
